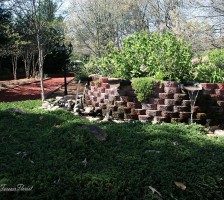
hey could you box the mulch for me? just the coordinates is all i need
[0,77,74,102]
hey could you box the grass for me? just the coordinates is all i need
[0,100,224,199]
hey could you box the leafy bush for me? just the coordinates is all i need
[131,77,156,102]
[193,49,224,83]
[88,32,194,81]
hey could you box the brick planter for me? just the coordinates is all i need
[85,77,224,124]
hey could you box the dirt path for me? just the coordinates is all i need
[0,77,74,102]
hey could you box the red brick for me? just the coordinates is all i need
[173,106,189,112]
[105,89,111,94]
[102,83,110,89]
[202,89,214,95]
[159,93,174,99]
[92,102,99,107]
[123,107,131,114]
[135,109,146,115]
[124,114,139,120]
[217,101,224,107]
[157,105,173,111]
[115,101,127,107]
[85,100,92,105]
[154,86,164,93]
[179,112,191,119]
[162,111,178,118]
[101,93,109,99]
[110,88,119,95]
[215,89,224,95]
[112,112,124,119]
[174,93,188,101]
[127,102,141,109]
[93,92,101,97]
[201,83,217,90]
[131,108,138,115]
[99,77,109,83]
[138,115,151,121]
[182,100,191,107]
[209,94,222,100]
[164,87,180,94]
[90,86,96,92]
[171,118,182,123]
[98,87,105,93]
[163,81,179,87]
[97,98,104,103]
[99,103,107,109]
[149,98,164,104]
[196,113,207,120]
[141,103,157,110]
[153,116,169,123]
[217,83,224,89]
[120,96,133,102]
[164,99,176,106]
[192,106,200,113]
[146,110,162,117]
[90,96,97,101]
[109,105,118,111]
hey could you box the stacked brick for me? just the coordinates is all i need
[85,77,224,124]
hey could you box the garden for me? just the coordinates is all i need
[1,31,224,199]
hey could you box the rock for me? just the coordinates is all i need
[42,101,50,109]
[55,96,63,100]
[85,116,102,122]
[7,108,27,114]
[84,106,94,114]
[214,130,224,136]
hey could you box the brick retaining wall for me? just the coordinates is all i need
[84,77,224,125]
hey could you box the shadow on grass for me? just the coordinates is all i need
[0,109,224,200]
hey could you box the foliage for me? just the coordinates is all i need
[88,32,193,81]
[131,77,156,102]
[193,49,224,83]
[1,100,224,199]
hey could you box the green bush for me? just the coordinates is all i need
[131,77,156,102]
[88,31,194,81]
[193,49,224,83]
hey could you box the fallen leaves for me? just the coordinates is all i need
[174,181,187,190]
[149,186,162,197]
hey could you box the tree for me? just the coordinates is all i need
[7,0,64,101]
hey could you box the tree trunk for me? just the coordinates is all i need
[11,55,18,80]
[37,34,45,102]
[23,50,32,79]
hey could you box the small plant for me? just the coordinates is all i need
[131,77,156,102]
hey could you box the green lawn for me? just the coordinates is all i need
[0,100,224,199]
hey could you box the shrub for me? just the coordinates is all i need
[87,31,194,82]
[193,49,224,83]
[131,77,157,102]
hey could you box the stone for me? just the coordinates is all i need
[42,101,50,109]
[214,130,224,136]
[84,106,94,114]
[85,116,102,122]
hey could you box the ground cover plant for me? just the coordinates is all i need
[0,100,224,199]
